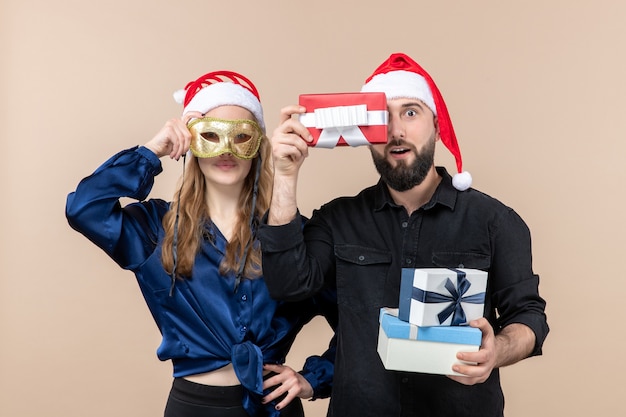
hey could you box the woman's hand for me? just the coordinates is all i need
[144,112,202,160]
[261,364,314,411]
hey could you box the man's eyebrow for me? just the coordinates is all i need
[400,101,426,109]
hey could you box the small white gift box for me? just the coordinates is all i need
[399,268,487,327]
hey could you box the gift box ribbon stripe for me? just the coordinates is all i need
[299,105,388,129]
[300,106,388,148]
[411,269,486,326]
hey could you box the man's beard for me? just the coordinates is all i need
[370,137,436,192]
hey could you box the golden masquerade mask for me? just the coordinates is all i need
[187,117,263,160]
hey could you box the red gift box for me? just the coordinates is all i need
[298,93,388,148]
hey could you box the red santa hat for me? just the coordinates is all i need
[173,70,265,132]
[361,53,472,191]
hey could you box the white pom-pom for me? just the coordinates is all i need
[173,89,186,104]
[452,171,472,191]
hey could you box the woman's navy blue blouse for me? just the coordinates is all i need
[66,146,336,416]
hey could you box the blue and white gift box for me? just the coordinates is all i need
[399,268,488,327]
[377,308,482,375]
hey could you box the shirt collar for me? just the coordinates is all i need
[373,166,458,212]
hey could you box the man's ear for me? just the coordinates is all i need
[434,116,441,141]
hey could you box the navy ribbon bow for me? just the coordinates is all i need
[412,270,485,325]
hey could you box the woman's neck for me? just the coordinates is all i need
[205,182,243,242]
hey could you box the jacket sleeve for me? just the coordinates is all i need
[65,146,168,270]
[257,210,335,301]
[299,286,338,399]
[299,335,336,400]
[489,208,549,356]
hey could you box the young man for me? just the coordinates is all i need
[258,53,549,417]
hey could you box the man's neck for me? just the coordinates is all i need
[387,167,442,215]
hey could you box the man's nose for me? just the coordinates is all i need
[387,116,405,140]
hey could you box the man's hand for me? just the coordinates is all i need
[270,105,312,177]
[261,364,314,411]
[448,318,497,385]
[448,318,536,385]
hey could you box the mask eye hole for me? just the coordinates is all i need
[200,131,220,142]
[234,133,252,144]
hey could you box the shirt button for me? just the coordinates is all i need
[401,221,408,228]
[406,259,412,264]
[241,294,247,301]
[401,377,409,383]
[240,326,247,333]
[358,255,365,261]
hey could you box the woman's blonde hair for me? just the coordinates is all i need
[161,134,273,280]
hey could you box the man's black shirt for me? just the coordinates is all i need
[259,167,549,417]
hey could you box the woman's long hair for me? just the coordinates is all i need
[160,135,273,280]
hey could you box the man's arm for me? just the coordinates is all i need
[448,208,548,385]
[365,209,541,387]
[267,105,313,226]
[268,173,300,226]
[493,322,536,368]
[258,105,331,301]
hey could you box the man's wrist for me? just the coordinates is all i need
[268,174,299,225]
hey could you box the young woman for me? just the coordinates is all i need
[66,71,335,417]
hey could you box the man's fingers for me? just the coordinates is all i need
[279,105,307,124]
